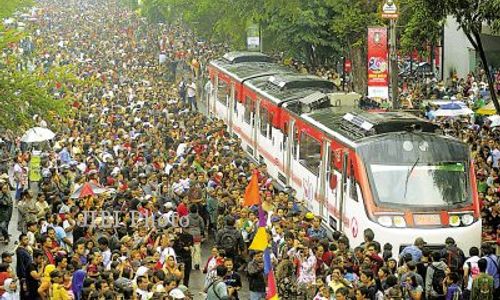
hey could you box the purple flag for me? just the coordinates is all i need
[258,205,267,227]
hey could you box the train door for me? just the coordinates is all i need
[283,118,294,186]
[326,147,348,231]
[209,75,218,117]
[319,139,330,221]
[253,98,261,161]
[339,150,349,232]
[228,82,235,134]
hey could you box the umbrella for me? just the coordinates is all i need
[477,102,496,115]
[429,100,466,107]
[487,115,500,127]
[434,103,474,117]
[20,127,55,143]
[71,182,108,199]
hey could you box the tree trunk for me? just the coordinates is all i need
[350,46,367,94]
[471,30,500,114]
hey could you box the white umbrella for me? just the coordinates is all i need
[487,115,500,127]
[434,102,474,117]
[21,127,55,143]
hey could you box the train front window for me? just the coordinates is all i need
[358,134,471,208]
[369,163,468,207]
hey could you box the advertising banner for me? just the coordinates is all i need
[247,24,260,51]
[367,27,389,99]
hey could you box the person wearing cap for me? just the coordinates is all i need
[400,237,427,263]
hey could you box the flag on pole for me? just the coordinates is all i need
[248,227,268,251]
[266,268,279,300]
[258,204,267,227]
[263,248,272,275]
[243,170,260,206]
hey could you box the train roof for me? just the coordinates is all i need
[222,51,273,64]
[303,110,439,142]
[245,73,338,104]
[210,60,291,81]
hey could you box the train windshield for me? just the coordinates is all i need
[358,134,471,208]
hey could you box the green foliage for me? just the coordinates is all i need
[0,64,69,131]
[399,0,442,55]
[0,0,33,19]
[0,1,78,131]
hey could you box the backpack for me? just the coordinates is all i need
[447,246,464,273]
[431,265,446,295]
[476,275,493,298]
[468,261,480,279]
[218,230,237,253]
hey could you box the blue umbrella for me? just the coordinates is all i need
[440,103,463,110]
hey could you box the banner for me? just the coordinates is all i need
[367,27,389,99]
[247,24,260,51]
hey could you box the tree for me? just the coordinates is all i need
[329,0,382,93]
[425,0,500,113]
[0,0,78,131]
[262,0,342,67]
[399,0,442,57]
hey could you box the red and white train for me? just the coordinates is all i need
[207,52,481,254]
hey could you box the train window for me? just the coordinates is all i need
[299,132,321,175]
[260,106,269,137]
[233,89,238,116]
[217,80,228,106]
[293,127,299,158]
[349,160,358,201]
[268,111,274,139]
[244,97,253,124]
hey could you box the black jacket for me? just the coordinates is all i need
[247,260,266,293]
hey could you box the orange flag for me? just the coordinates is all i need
[243,170,260,207]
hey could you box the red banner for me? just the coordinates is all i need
[367,27,389,99]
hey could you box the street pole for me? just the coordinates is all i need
[389,19,399,109]
[342,56,346,92]
[259,24,263,53]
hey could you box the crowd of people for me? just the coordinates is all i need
[0,0,498,300]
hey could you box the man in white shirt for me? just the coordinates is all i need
[463,246,481,298]
[98,237,112,270]
[187,78,197,111]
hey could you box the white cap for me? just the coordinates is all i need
[169,288,186,299]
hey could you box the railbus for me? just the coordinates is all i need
[208,52,481,256]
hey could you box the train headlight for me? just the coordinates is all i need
[393,216,406,228]
[461,214,474,226]
[449,215,461,227]
[378,216,393,227]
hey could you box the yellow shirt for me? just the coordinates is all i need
[52,283,70,300]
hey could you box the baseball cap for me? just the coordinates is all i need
[414,237,427,246]
[1,252,13,259]
[169,288,186,299]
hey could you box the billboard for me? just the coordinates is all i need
[367,27,389,99]
[247,24,260,51]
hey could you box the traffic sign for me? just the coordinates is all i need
[344,59,352,73]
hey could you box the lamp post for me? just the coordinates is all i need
[382,0,399,109]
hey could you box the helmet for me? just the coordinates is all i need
[42,170,52,178]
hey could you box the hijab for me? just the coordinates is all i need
[2,278,20,300]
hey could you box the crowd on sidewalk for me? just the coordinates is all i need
[0,0,498,300]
